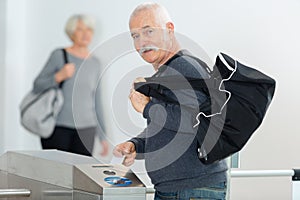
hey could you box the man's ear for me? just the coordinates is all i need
[166,22,174,33]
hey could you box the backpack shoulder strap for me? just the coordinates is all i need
[134,54,218,100]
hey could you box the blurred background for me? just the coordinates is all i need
[0,0,300,199]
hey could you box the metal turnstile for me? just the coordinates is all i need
[0,150,146,200]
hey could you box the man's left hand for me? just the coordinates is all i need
[129,89,150,113]
[129,77,150,113]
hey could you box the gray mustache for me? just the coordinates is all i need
[139,46,159,54]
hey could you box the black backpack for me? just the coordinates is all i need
[134,52,276,164]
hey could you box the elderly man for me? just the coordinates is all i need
[113,3,228,199]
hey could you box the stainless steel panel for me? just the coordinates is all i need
[74,164,145,193]
[6,173,72,200]
[74,164,146,199]
[0,152,7,172]
[0,150,147,200]
[73,190,101,200]
[0,171,7,189]
[0,150,99,189]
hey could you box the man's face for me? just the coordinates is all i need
[129,10,171,66]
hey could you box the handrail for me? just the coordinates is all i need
[229,169,300,200]
[231,169,295,178]
[0,189,31,198]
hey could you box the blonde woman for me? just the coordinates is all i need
[33,14,108,157]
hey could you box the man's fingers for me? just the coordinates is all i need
[113,142,136,166]
[130,90,146,100]
[112,145,124,157]
[134,77,146,83]
[113,142,135,157]
[122,152,136,166]
[123,157,134,167]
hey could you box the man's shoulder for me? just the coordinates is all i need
[167,52,210,78]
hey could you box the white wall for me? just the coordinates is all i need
[1,0,300,199]
[2,0,42,152]
[0,0,6,154]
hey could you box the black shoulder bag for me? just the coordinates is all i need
[134,53,276,164]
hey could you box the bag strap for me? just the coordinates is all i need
[134,81,179,104]
[62,48,69,64]
[134,76,217,97]
[134,54,217,102]
[59,49,69,88]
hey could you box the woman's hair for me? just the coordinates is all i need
[65,14,95,39]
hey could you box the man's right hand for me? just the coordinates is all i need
[113,142,136,167]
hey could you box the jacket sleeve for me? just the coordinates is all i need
[142,88,207,134]
[128,128,147,159]
[142,54,209,133]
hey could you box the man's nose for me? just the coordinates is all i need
[137,35,149,48]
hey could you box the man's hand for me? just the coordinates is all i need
[134,77,146,83]
[113,142,136,166]
[129,90,150,113]
[129,77,150,113]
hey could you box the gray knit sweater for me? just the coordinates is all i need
[33,48,103,131]
[130,50,228,192]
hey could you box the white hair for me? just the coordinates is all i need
[65,14,95,39]
[129,2,172,26]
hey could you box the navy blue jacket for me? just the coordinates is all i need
[130,50,228,192]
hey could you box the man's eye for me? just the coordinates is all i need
[147,29,154,35]
[132,34,139,40]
